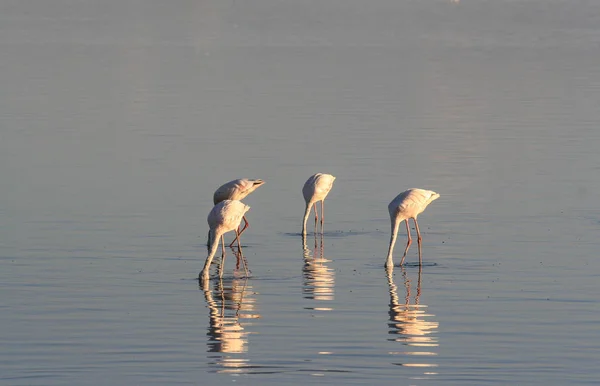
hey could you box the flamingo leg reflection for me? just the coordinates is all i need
[414,218,423,266]
[232,232,249,278]
[313,203,318,232]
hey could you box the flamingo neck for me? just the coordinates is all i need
[201,230,223,278]
[385,219,401,267]
[302,201,312,235]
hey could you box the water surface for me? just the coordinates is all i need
[1,0,600,384]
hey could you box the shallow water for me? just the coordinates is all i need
[2,0,600,384]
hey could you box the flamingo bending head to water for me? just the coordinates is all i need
[201,200,251,282]
[302,173,336,235]
[386,189,440,268]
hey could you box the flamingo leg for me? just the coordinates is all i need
[221,235,226,259]
[235,240,240,270]
[228,226,241,249]
[400,219,412,266]
[414,218,423,266]
[219,235,226,278]
[238,215,249,236]
[233,229,242,255]
[320,200,325,234]
[228,216,249,248]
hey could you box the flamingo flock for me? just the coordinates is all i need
[200,174,439,282]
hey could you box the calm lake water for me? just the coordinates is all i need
[1,0,600,384]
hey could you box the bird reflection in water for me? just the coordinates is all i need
[386,266,439,375]
[302,233,335,310]
[200,261,260,374]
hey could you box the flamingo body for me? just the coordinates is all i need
[213,179,265,205]
[302,173,336,235]
[386,189,440,267]
[201,200,250,281]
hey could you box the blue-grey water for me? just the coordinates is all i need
[1,0,600,384]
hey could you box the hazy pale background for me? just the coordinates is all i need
[1,0,599,384]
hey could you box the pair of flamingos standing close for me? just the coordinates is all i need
[199,173,440,281]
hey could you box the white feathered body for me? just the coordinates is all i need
[303,173,336,205]
[208,200,251,239]
[388,189,440,222]
[214,179,265,205]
